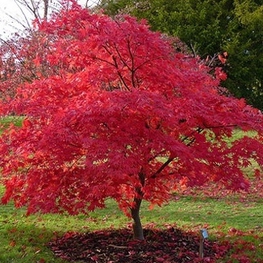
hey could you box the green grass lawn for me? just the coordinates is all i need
[0,194,262,262]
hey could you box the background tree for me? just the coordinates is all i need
[0,29,58,103]
[1,0,61,37]
[0,0,83,101]
[13,0,51,21]
[100,0,263,109]
[224,0,263,109]
[0,2,263,240]
[0,0,99,99]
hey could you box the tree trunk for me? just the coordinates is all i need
[131,198,144,240]
[131,170,145,240]
[43,0,49,20]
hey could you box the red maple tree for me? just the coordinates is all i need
[0,1,263,240]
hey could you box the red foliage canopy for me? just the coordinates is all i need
[0,2,263,219]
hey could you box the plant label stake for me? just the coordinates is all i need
[199,229,208,258]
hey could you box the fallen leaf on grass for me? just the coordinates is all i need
[9,240,16,247]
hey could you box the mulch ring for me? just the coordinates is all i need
[48,227,231,263]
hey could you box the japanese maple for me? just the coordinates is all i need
[0,1,263,240]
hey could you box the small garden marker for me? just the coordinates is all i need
[199,229,208,258]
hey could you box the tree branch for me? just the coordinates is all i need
[150,127,204,179]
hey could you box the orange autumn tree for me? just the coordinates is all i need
[0,1,263,240]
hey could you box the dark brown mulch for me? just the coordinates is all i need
[48,227,231,263]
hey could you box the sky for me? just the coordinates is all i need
[0,0,98,39]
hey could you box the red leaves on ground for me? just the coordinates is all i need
[9,240,16,247]
[48,227,230,263]
[48,225,263,263]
